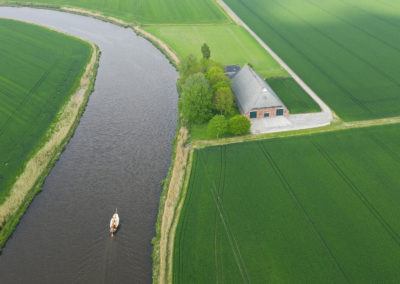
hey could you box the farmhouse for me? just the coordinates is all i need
[232,65,289,119]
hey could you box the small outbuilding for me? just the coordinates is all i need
[224,64,241,78]
[232,65,289,119]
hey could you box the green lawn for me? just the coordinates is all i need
[267,77,320,114]
[144,25,287,78]
[6,0,229,24]
[174,123,400,283]
[0,19,92,203]
[224,0,400,121]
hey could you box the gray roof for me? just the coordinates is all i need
[232,65,286,114]
[225,65,241,79]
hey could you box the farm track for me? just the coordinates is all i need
[197,152,251,284]
[311,140,400,248]
[214,146,226,283]
[233,0,373,117]
[218,0,334,117]
[257,142,350,282]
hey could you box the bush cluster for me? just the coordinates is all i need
[177,49,250,138]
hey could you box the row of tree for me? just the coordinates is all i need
[177,44,250,138]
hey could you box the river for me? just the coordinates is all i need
[0,7,178,283]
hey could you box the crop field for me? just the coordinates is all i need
[0,19,91,203]
[224,0,400,121]
[144,25,287,78]
[8,0,229,24]
[267,77,320,114]
[174,123,400,283]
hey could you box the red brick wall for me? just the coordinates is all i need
[245,107,289,119]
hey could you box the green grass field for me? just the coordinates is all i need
[144,25,287,78]
[0,19,91,203]
[174,123,400,283]
[224,0,400,121]
[267,77,320,114]
[6,0,229,24]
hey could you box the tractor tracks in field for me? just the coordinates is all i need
[311,140,400,248]
[220,0,375,118]
[198,149,251,284]
[174,149,199,283]
[214,146,226,284]
[257,142,350,283]
[0,60,58,139]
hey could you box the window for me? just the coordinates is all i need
[264,112,269,117]
[276,109,284,116]
[250,111,257,118]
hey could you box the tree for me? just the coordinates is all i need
[206,67,231,91]
[180,73,213,123]
[177,55,202,94]
[207,115,228,138]
[178,54,198,76]
[201,43,210,59]
[229,115,251,135]
[214,87,234,115]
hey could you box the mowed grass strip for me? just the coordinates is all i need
[174,124,400,283]
[6,0,229,24]
[224,0,400,121]
[143,25,288,78]
[0,19,91,203]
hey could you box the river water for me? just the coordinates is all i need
[0,7,178,283]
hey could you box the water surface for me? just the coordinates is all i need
[0,7,178,283]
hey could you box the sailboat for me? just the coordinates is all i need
[110,208,119,236]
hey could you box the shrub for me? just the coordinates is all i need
[207,115,228,138]
[229,115,251,135]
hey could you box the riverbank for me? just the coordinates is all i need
[0,2,180,66]
[0,27,100,252]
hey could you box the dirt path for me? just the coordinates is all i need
[216,0,336,121]
[0,39,99,227]
[156,128,189,284]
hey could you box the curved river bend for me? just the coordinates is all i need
[0,7,178,284]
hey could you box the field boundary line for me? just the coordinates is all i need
[257,142,350,282]
[216,0,334,120]
[311,140,400,247]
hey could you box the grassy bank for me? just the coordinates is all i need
[143,25,287,78]
[174,123,400,282]
[0,19,100,252]
[0,19,92,204]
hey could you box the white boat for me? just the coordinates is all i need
[110,209,119,236]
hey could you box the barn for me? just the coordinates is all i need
[232,65,289,119]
